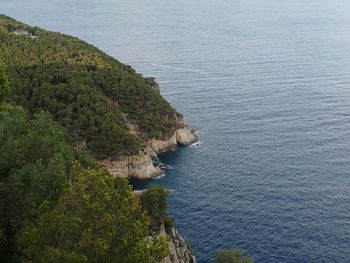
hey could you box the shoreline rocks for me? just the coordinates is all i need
[99,121,198,179]
[159,223,197,263]
[99,150,163,179]
[147,125,198,152]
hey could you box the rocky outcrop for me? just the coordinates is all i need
[99,151,162,179]
[147,133,178,152]
[175,126,198,146]
[100,121,198,179]
[145,77,161,93]
[159,224,196,263]
[147,124,198,153]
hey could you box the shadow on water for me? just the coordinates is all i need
[129,145,187,190]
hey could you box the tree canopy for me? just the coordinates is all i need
[0,62,9,102]
[0,104,96,260]
[140,185,169,227]
[17,167,168,263]
[0,15,181,263]
[0,14,183,160]
[0,104,169,262]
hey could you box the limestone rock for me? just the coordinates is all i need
[100,118,198,179]
[159,223,196,263]
[98,151,162,179]
[176,126,198,145]
[147,133,178,152]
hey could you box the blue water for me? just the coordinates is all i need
[3,0,350,262]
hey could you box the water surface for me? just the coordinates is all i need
[3,1,350,262]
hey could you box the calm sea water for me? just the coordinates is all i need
[3,0,350,262]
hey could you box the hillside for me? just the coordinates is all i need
[0,15,199,263]
[0,15,185,161]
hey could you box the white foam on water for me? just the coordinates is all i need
[153,173,165,179]
[190,140,201,147]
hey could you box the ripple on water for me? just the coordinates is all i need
[3,0,350,262]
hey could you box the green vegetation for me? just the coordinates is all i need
[140,185,169,227]
[0,14,182,160]
[0,104,169,262]
[0,104,96,260]
[17,166,168,263]
[0,63,168,262]
[214,249,254,263]
[0,15,258,263]
[0,62,9,102]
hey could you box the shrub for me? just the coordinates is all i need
[140,185,168,227]
[163,216,174,229]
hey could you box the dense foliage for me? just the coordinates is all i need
[0,15,258,263]
[140,185,169,227]
[0,104,96,260]
[0,15,180,263]
[0,62,9,102]
[214,249,254,263]
[0,104,169,262]
[0,14,182,160]
[17,167,168,263]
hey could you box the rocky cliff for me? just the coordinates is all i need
[100,122,197,179]
[159,224,197,263]
[99,150,163,179]
[147,124,198,152]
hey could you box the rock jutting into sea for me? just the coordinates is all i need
[159,223,197,263]
[99,121,198,179]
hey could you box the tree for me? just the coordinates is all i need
[0,15,182,159]
[0,105,96,261]
[0,62,9,102]
[17,166,168,263]
[214,249,254,263]
[140,185,169,227]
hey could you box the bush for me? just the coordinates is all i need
[140,185,168,227]
[17,167,168,263]
[163,216,174,229]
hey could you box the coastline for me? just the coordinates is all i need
[99,122,198,179]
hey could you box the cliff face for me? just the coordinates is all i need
[148,125,198,152]
[159,224,197,263]
[100,122,198,179]
[99,151,162,179]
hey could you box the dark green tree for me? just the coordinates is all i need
[17,166,168,263]
[214,249,254,263]
[0,62,9,102]
[0,15,183,159]
[0,104,96,261]
[140,185,169,227]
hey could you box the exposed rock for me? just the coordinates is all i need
[98,151,162,179]
[132,189,147,196]
[176,126,198,146]
[145,77,161,93]
[146,122,198,153]
[100,118,198,179]
[158,223,196,263]
[147,133,178,152]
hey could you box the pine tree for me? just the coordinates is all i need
[0,62,9,102]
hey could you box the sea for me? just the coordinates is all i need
[3,0,350,262]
